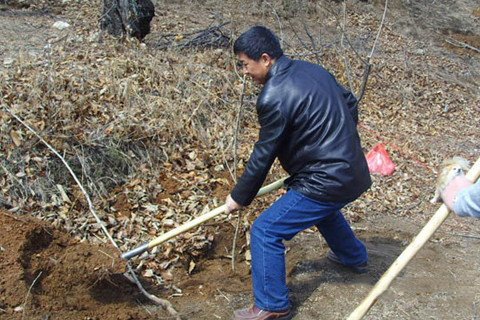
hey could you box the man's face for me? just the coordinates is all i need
[236,52,273,85]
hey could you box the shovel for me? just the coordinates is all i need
[121,177,288,260]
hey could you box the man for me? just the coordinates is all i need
[442,175,480,218]
[225,26,372,320]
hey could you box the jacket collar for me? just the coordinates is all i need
[266,55,292,82]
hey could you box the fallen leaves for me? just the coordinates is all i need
[1,0,479,294]
[9,130,22,146]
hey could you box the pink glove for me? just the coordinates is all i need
[441,175,473,211]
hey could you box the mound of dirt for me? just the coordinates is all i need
[0,211,158,320]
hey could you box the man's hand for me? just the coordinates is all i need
[225,194,244,214]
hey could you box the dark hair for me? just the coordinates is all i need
[233,26,283,61]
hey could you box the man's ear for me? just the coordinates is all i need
[260,53,274,67]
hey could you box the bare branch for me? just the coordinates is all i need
[302,22,321,64]
[316,2,367,65]
[125,266,181,319]
[233,77,246,181]
[287,50,323,57]
[287,20,311,55]
[368,0,389,60]
[341,0,355,91]
[445,38,480,54]
[22,271,43,320]
[231,76,247,272]
[356,0,388,106]
[355,64,372,107]
[264,1,285,47]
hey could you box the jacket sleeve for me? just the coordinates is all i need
[340,85,359,125]
[452,181,480,217]
[230,98,287,206]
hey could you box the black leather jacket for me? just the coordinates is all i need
[231,56,372,206]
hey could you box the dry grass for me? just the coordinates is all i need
[0,33,253,202]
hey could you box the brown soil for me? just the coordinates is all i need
[0,211,158,320]
[2,210,480,320]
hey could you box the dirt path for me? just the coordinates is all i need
[290,216,480,320]
[0,8,62,67]
[167,214,480,320]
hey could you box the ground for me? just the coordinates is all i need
[1,0,480,319]
[3,210,480,319]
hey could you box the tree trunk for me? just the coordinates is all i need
[100,0,155,41]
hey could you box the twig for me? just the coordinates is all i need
[368,0,388,60]
[159,22,231,50]
[99,249,116,268]
[355,64,372,106]
[231,76,246,272]
[473,301,478,320]
[317,2,367,65]
[98,0,117,22]
[355,0,388,106]
[286,50,323,57]
[220,143,236,182]
[233,76,246,180]
[0,163,29,201]
[126,266,180,319]
[22,271,43,320]
[264,1,284,47]
[341,0,354,91]
[231,212,243,272]
[452,233,480,240]
[48,34,68,45]
[302,22,321,64]
[160,21,230,38]
[2,105,181,320]
[2,211,23,222]
[288,20,310,55]
[445,38,480,54]
[216,288,231,302]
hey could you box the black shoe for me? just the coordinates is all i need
[327,250,368,274]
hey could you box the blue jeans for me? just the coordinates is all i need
[250,189,367,311]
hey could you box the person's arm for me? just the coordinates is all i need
[441,176,479,217]
[228,98,287,208]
